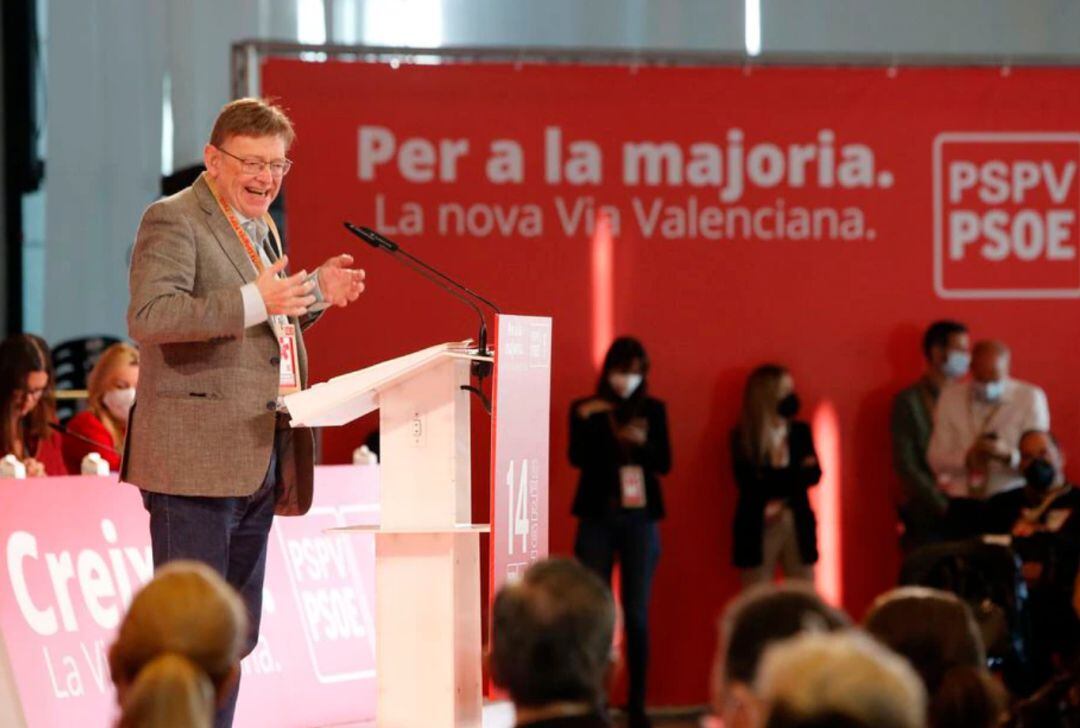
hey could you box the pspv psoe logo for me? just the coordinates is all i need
[273,505,376,684]
[933,132,1080,298]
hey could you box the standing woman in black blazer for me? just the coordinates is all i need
[569,337,671,728]
[731,364,821,587]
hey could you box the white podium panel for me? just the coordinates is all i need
[374,532,482,728]
[378,356,472,531]
[290,343,486,727]
[291,327,550,727]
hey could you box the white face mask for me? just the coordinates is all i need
[609,373,643,400]
[974,380,1005,404]
[103,387,136,422]
[942,350,971,379]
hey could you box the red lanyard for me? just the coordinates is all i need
[203,174,282,274]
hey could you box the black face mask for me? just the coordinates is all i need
[777,393,801,419]
[1023,458,1057,492]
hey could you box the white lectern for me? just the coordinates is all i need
[285,342,488,727]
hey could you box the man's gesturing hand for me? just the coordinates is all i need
[256,255,316,317]
[317,254,366,308]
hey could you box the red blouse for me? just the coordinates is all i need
[61,411,121,474]
[33,428,69,476]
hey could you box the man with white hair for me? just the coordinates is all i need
[928,339,1049,502]
[756,631,926,728]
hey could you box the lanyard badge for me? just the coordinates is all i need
[204,174,301,396]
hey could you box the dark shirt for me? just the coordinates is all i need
[1005,659,1080,727]
[891,378,948,517]
[730,420,821,568]
[518,713,611,728]
[568,396,671,520]
[987,484,1080,593]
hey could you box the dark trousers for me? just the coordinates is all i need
[574,511,660,715]
[141,439,279,728]
[898,502,947,554]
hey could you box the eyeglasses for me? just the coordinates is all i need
[215,146,293,178]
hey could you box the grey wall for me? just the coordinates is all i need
[30,0,1080,341]
[39,0,297,343]
[764,0,1080,57]
[429,0,743,51]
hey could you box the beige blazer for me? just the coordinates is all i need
[122,173,318,515]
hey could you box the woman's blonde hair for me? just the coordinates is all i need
[109,561,248,728]
[118,654,218,728]
[86,343,138,450]
[736,364,790,466]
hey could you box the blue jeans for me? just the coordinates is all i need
[574,511,661,715]
[141,438,279,728]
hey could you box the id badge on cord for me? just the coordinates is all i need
[619,465,647,509]
[277,322,300,395]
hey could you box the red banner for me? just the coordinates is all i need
[0,468,378,727]
[264,60,1080,705]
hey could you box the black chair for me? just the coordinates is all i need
[50,335,122,421]
[901,538,1038,696]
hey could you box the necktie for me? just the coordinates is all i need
[243,219,271,262]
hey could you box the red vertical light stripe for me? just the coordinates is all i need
[810,401,843,606]
[591,212,615,369]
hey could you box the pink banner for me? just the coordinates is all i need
[0,466,379,727]
[489,314,553,594]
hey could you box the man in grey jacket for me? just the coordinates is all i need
[123,98,364,726]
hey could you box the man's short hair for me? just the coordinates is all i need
[490,558,615,709]
[209,98,296,148]
[719,583,850,685]
[922,320,967,361]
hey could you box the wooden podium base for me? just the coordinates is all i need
[332,525,489,727]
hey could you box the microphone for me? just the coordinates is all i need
[343,222,498,383]
[344,223,501,315]
[50,421,121,456]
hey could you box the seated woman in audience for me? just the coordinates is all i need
[0,334,66,476]
[757,631,926,728]
[109,560,247,728]
[62,342,139,473]
[731,365,821,586]
[865,586,1005,728]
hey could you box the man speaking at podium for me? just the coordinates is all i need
[123,98,365,726]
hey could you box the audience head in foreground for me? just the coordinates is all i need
[711,582,850,728]
[490,557,616,726]
[108,561,248,728]
[864,586,1003,728]
[757,631,926,728]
